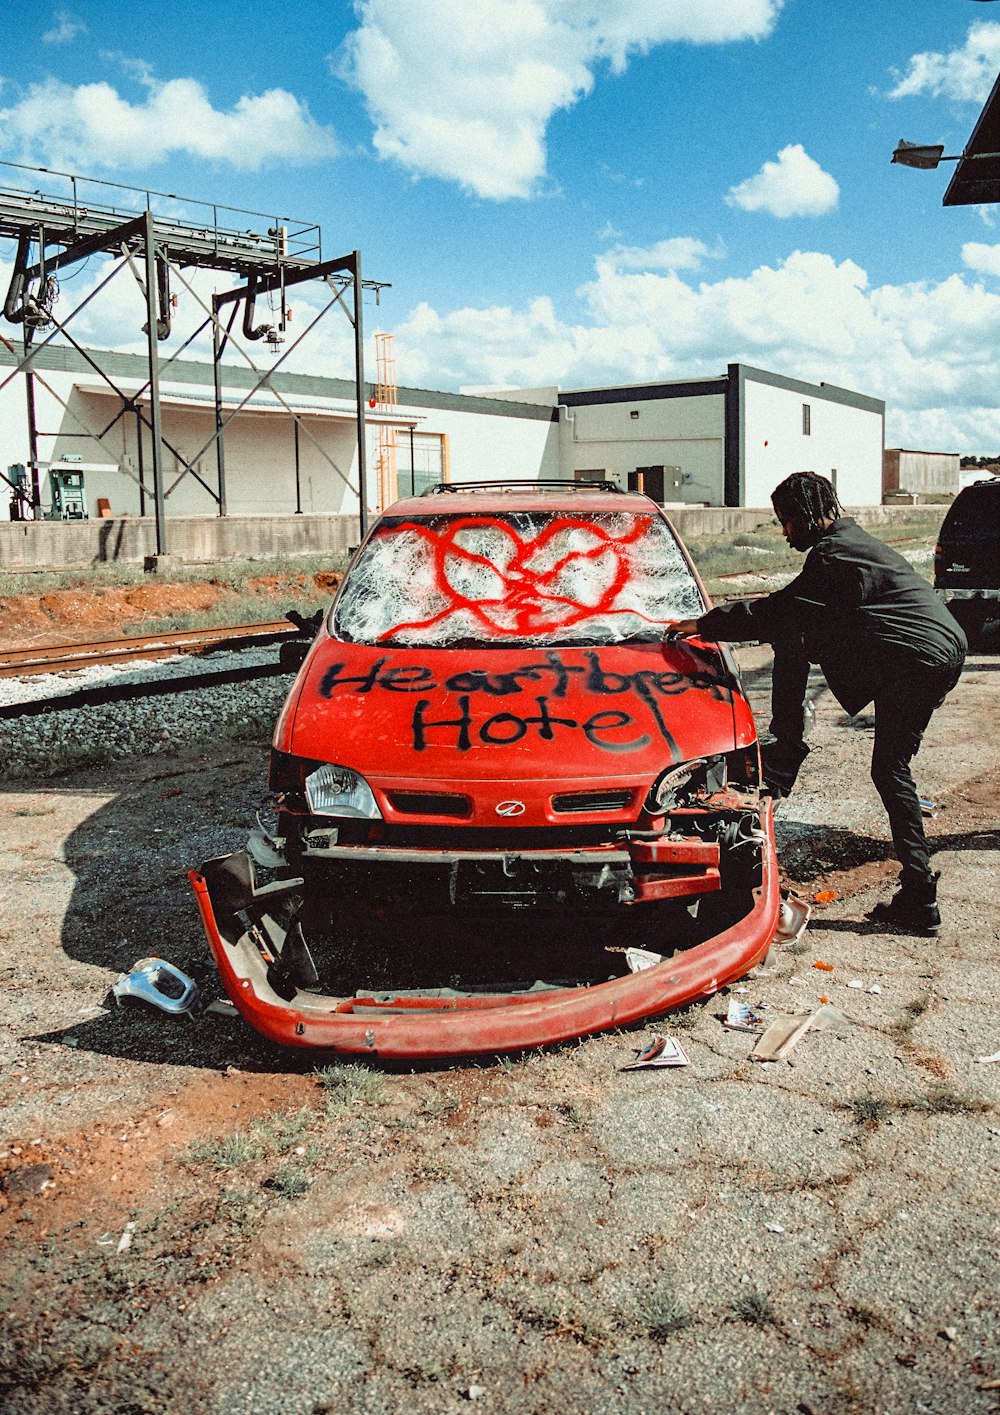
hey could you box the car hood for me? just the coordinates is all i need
[279,635,749,783]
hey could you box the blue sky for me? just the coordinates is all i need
[5,1,1000,450]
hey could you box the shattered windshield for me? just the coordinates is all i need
[333,508,705,647]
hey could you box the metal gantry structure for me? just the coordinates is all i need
[0,162,389,551]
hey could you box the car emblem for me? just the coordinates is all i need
[495,800,526,817]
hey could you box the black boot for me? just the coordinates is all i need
[867,872,941,936]
[761,738,810,798]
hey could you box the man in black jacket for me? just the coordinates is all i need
[671,472,966,935]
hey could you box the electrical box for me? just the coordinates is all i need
[47,466,88,520]
[7,464,30,521]
[629,465,683,502]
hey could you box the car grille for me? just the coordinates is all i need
[387,791,473,819]
[551,790,635,814]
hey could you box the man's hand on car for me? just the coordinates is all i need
[666,619,701,640]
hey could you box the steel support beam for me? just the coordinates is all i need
[143,211,167,556]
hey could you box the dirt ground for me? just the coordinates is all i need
[1,624,998,1415]
[0,571,341,649]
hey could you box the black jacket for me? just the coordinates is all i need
[696,517,966,716]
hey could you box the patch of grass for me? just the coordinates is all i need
[420,1092,460,1120]
[907,1084,987,1116]
[186,1130,267,1170]
[626,1287,696,1341]
[849,1093,893,1129]
[317,1061,386,1113]
[185,1106,316,1170]
[732,1289,778,1326]
[265,1164,311,1198]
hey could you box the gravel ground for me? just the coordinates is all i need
[0,635,998,1415]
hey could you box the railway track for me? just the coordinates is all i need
[0,621,299,678]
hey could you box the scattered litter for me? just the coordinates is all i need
[112,958,200,1016]
[205,998,239,1016]
[867,984,882,996]
[464,1387,486,1402]
[625,947,665,973]
[750,1003,849,1062]
[773,893,811,945]
[812,960,835,972]
[919,798,940,818]
[977,1051,1000,1065]
[96,1232,117,1247]
[979,1377,1000,1390]
[813,890,838,904]
[846,979,863,990]
[751,1012,816,1062]
[939,1326,958,1342]
[63,1035,79,1047]
[117,1221,138,1255]
[724,998,768,1033]
[621,1034,690,1070]
[765,1222,785,1234]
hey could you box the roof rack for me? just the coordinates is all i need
[419,479,625,496]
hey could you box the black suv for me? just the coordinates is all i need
[935,478,1000,646]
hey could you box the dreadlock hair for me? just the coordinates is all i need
[771,472,842,530]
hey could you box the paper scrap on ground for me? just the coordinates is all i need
[622,1034,690,1070]
[750,1003,850,1062]
[724,998,768,1033]
[977,1051,1000,1065]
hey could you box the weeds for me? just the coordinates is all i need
[906,1084,987,1116]
[849,1093,893,1129]
[896,995,931,1037]
[626,1287,696,1341]
[185,1106,316,1170]
[318,1061,386,1113]
[420,1092,460,1121]
[266,1165,311,1198]
[732,1289,778,1326]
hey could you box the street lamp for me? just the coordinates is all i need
[892,139,1000,169]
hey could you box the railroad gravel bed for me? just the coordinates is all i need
[0,646,292,776]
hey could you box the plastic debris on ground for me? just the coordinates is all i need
[773,893,811,946]
[112,957,201,1016]
[625,947,665,973]
[750,1003,850,1063]
[846,979,864,989]
[977,1051,1000,1065]
[724,998,768,1033]
[621,1034,690,1070]
[813,890,838,904]
[812,960,835,972]
[919,798,940,818]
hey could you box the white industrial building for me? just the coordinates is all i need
[0,344,884,521]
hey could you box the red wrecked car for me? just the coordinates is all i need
[190,482,781,1058]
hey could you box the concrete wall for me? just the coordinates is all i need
[557,394,726,502]
[743,376,884,506]
[0,503,941,572]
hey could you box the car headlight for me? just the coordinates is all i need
[645,747,759,813]
[304,763,383,819]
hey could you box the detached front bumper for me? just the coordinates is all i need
[187,801,780,1060]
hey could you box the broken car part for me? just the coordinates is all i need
[112,957,201,1015]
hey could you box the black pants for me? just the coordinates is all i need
[770,638,963,887]
[870,658,963,887]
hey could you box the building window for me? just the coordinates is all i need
[802,403,811,436]
[629,409,640,420]
[830,467,837,492]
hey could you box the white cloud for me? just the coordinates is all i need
[337,0,784,199]
[889,20,1000,103]
[726,144,839,218]
[0,74,338,171]
[601,237,721,273]
[43,10,85,44]
[963,241,1000,277]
